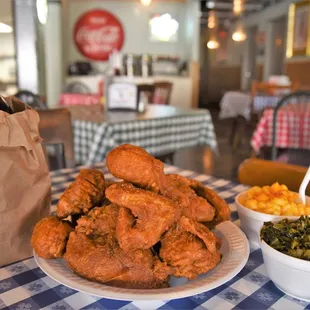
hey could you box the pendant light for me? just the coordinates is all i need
[207,38,220,49]
[232,20,247,42]
[141,0,152,6]
[208,10,217,29]
[233,0,244,16]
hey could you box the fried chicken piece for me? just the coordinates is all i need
[106,144,164,192]
[106,182,180,251]
[160,216,221,279]
[64,231,171,289]
[75,204,119,243]
[57,169,105,218]
[106,145,220,223]
[165,174,215,222]
[31,216,72,259]
[187,178,231,227]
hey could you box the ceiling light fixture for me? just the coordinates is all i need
[232,21,247,42]
[233,0,244,15]
[141,0,152,6]
[0,23,12,33]
[208,11,217,29]
[207,39,219,49]
[206,1,215,9]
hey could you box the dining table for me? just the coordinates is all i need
[1,163,308,310]
[251,104,310,154]
[67,104,217,166]
[219,91,281,121]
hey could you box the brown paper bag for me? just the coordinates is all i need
[0,96,51,266]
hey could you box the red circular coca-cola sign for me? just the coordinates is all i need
[73,9,125,61]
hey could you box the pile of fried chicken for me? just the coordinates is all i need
[31,144,231,289]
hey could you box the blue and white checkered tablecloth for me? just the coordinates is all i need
[73,111,217,165]
[1,163,309,310]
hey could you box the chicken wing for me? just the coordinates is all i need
[105,182,180,251]
[160,216,221,279]
[187,178,231,227]
[31,216,72,259]
[164,174,215,222]
[57,169,105,218]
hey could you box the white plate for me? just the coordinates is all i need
[34,221,249,301]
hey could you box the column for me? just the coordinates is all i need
[13,0,39,93]
[44,0,63,107]
[241,26,257,91]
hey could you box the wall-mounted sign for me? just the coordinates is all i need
[149,13,179,42]
[287,0,310,57]
[74,9,125,61]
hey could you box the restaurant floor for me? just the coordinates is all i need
[173,110,253,182]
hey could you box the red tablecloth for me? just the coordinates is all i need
[58,93,101,106]
[251,104,310,153]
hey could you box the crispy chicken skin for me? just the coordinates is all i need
[160,216,221,279]
[106,182,181,251]
[31,216,72,259]
[57,169,105,218]
[106,144,165,192]
[75,204,119,243]
[186,178,231,227]
[106,145,216,222]
[165,174,215,222]
[64,231,171,289]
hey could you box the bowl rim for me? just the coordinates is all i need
[258,219,310,270]
[235,190,307,219]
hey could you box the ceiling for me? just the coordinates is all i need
[200,0,287,28]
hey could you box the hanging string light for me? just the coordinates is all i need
[232,20,247,42]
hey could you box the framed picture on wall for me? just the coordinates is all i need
[287,0,310,57]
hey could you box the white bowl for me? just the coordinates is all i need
[259,223,310,302]
[235,191,303,247]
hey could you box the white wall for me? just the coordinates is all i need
[66,0,189,68]
[0,33,16,82]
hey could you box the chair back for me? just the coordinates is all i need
[64,82,91,94]
[251,81,298,97]
[15,90,47,110]
[38,108,75,169]
[271,90,310,160]
[153,81,173,105]
[238,158,310,195]
[137,84,155,105]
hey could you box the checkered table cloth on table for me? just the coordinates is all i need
[251,105,310,154]
[252,96,280,114]
[1,163,309,310]
[73,111,217,165]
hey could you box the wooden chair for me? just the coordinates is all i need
[15,90,47,110]
[38,108,75,169]
[271,90,310,161]
[238,158,310,195]
[137,84,155,105]
[153,81,173,105]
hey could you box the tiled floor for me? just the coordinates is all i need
[173,110,253,182]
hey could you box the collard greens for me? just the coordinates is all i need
[260,216,310,260]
